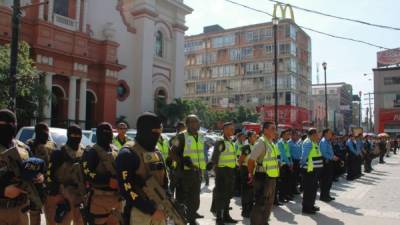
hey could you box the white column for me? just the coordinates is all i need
[174,28,185,98]
[47,0,54,22]
[68,76,78,121]
[78,78,87,128]
[43,73,53,124]
[82,0,88,32]
[38,0,45,20]
[75,0,81,31]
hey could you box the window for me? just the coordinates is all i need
[279,44,290,55]
[155,31,164,57]
[265,45,273,54]
[229,48,242,61]
[242,47,253,58]
[184,40,204,52]
[384,77,400,85]
[195,55,203,65]
[54,0,69,17]
[211,35,235,48]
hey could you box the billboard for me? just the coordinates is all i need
[377,48,400,67]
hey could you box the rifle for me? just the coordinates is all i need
[142,176,187,225]
[0,147,43,209]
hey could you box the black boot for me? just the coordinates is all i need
[216,211,225,225]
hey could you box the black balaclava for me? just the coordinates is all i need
[34,122,49,145]
[66,124,82,150]
[0,109,17,148]
[135,112,162,151]
[96,122,113,149]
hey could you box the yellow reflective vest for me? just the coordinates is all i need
[261,137,280,178]
[183,132,206,170]
[217,140,236,168]
[306,141,323,172]
[157,138,169,160]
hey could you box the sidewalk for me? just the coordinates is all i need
[197,154,400,225]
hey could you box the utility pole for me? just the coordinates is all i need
[9,0,22,112]
[364,92,374,132]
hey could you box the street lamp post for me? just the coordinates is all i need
[273,17,279,127]
[322,62,328,128]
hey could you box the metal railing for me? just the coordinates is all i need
[53,13,78,31]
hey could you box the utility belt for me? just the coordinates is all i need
[0,195,27,209]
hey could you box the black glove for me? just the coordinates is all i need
[183,156,193,167]
[206,162,214,171]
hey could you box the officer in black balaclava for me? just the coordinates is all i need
[96,122,113,149]
[82,122,122,225]
[0,109,17,148]
[0,109,45,225]
[66,124,82,150]
[116,113,168,224]
[27,122,57,225]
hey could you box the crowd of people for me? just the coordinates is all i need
[0,108,398,225]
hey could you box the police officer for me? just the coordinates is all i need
[0,109,45,225]
[27,122,57,225]
[83,122,122,225]
[170,115,205,225]
[157,133,170,161]
[277,129,293,202]
[301,128,323,214]
[46,124,85,225]
[238,130,257,218]
[207,122,238,225]
[346,134,359,181]
[363,135,373,173]
[113,122,131,150]
[116,113,167,225]
[234,132,246,197]
[319,129,338,202]
[247,122,280,225]
[288,130,301,195]
[167,122,186,197]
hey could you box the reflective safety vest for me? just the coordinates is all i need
[306,141,323,172]
[157,138,169,160]
[281,141,291,164]
[262,137,280,178]
[183,132,206,170]
[113,136,129,150]
[217,140,236,168]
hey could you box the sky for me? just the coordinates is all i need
[183,0,400,116]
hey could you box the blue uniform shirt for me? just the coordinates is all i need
[356,139,363,154]
[277,139,292,165]
[319,137,334,160]
[288,139,302,160]
[301,138,313,167]
[346,139,358,155]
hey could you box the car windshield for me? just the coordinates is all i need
[19,129,35,143]
[51,131,68,146]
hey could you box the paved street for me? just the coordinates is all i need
[40,154,400,225]
[196,154,400,225]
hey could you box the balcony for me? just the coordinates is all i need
[53,13,78,31]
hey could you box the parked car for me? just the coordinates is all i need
[16,126,92,148]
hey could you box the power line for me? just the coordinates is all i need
[267,0,400,31]
[224,0,390,49]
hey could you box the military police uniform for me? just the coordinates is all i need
[172,131,206,224]
[249,136,280,225]
[209,137,237,224]
[46,144,85,225]
[27,138,57,225]
[0,140,32,225]
[83,143,122,225]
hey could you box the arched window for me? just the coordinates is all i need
[155,31,164,57]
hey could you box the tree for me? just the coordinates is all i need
[0,42,49,126]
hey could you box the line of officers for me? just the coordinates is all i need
[0,108,376,225]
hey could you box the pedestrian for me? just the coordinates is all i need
[288,130,302,195]
[113,122,131,150]
[207,122,238,225]
[45,124,86,225]
[170,115,205,225]
[82,122,122,225]
[247,121,280,225]
[319,128,338,202]
[301,128,323,214]
[238,130,257,218]
[27,122,57,225]
[116,113,167,225]
[355,135,364,178]
[277,129,293,202]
